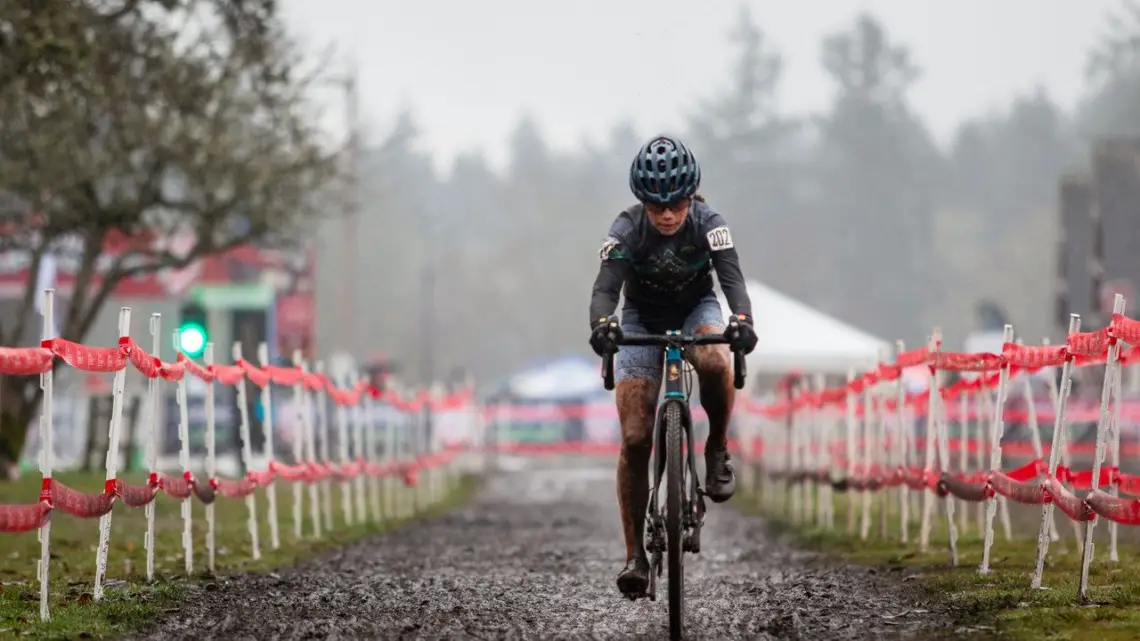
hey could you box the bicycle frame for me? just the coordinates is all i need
[644,334,705,597]
[600,329,746,603]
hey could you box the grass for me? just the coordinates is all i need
[0,468,481,640]
[739,481,1140,640]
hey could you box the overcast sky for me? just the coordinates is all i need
[282,0,1118,174]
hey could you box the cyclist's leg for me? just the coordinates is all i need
[682,294,736,502]
[614,306,662,594]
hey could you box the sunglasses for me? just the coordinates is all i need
[645,197,691,215]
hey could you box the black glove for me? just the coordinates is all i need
[724,313,758,354]
[589,314,622,356]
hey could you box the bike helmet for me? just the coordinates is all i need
[628,134,701,205]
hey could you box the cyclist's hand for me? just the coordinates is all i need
[724,314,758,354]
[589,315,622,356]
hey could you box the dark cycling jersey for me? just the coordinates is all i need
[589,200,752,331]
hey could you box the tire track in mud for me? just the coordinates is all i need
[137,456,957,640]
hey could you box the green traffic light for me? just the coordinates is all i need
[178,323,207,357]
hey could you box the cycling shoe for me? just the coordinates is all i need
[616,555,651,598]
[704,442,737,503]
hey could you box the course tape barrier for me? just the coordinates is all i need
[740,296,1140,596]
[2,291,483,621]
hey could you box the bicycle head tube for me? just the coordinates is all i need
[663,330,685,400]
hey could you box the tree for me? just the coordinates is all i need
[340,109,440,382]
[1077,0,1140,137]
[949,88,1079,239]
[0,1,341,475]
[686,6,806,290]
[811,13,945,343]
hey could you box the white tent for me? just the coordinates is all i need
[714,280,889,375]
[508,356,605,400]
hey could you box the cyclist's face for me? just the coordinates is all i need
[645,198,691,236]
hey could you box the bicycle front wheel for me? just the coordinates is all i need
[664,401,686,640]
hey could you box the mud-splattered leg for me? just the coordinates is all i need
[615,376,659,563]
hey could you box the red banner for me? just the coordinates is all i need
[0,232,304,300]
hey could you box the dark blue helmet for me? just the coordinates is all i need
[628,135,701,205]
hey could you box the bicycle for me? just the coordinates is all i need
[600,329,746,641]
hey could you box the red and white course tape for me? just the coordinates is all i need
[1,290,481,621]
[740,294,1140,598]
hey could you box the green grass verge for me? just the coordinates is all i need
[0,469,481,640]
[739,483,1140,641]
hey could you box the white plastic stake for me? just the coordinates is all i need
[823,377,838,530]
[144,314,161,581]
[414,400,427,514]
[873,355,890,540]
[844,368,857,534]
[1040,341,1084,549]
[364,388,382,523]
[805,383,817,525]
[798,380,807,522]
[291,349,306,540]
[1079,295,1126,598]
[1018,343,1058,543]
[812,373,830,529]
[174,330,193,575]
[401,394,415,518]
[979,324,1014,574]
[335,374,354,527]
[973,391,985,535]
[860,377,873,541]
[973,389,1014,541]
[384,396,397,521]
[316,361,334,531]
[1109,359,1123,562]
[232,342,261,560]
[303,360,322,538]
[930,335,958,566]
[94,307,132,601]
[875,372,889,539]
[1032,316,1079,589]
[896,341,909,543]
[204,343,217,572]
[425,387,438,509]
[37,289,56,621]
[958,389,970,535]
[904,399,920,526]
[351,373,368,524]
[257,342,280,549]
[919,330,941,553]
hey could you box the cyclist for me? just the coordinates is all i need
[588,134,758,598]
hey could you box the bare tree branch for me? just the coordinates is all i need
[0,0,341,469]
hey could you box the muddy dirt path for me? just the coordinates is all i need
[136,456,957,640]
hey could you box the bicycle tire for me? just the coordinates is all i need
[664,401,685,640]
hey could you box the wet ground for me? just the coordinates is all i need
[136,456,958,640]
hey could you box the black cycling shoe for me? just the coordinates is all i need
[704,442,737,503]
[616,555,651,598]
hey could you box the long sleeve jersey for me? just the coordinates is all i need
[589,200,752,332]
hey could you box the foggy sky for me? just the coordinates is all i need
[283,0,1115,173]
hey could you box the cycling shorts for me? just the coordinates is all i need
[615,294,726,384]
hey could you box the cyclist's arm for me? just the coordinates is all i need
[703,214,753,318]
[589,234,631,322]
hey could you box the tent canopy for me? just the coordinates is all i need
[715,280,889,375]
[507,355,605,400]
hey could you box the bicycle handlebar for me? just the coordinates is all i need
[600,332,746,392]
[614,333,733,347]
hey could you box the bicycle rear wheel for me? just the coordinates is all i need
[664,401,685,640]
